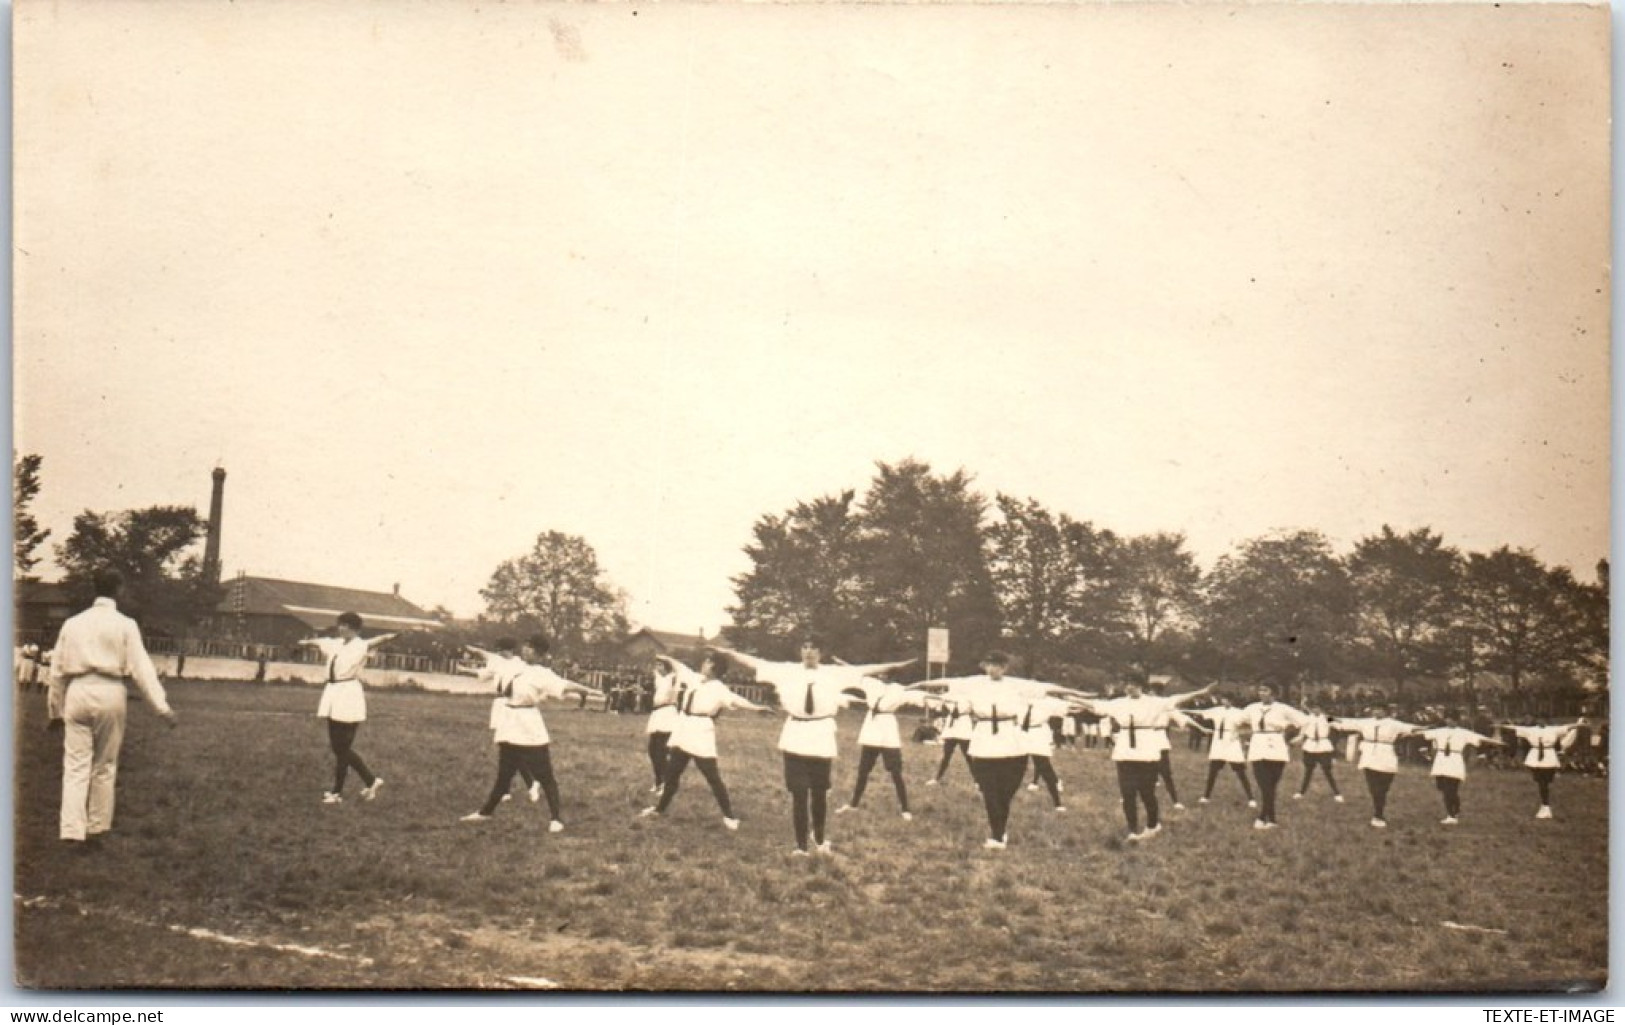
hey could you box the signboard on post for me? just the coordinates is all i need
[926,627,950,672]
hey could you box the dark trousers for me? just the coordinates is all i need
[1297,751,1340,795]
[970,755,1029,842]
[1115,760,1161,833]
[1029,755,1062,806]
[1157,750,1181,804]
[327,720,375,794]
[784,754,832,851]
[851,745,908,812]
[656,748,733,818]
[648,731,671,787]
[1435,776,1462,817]
[934,737,972,781]
[1363,769,1395,820]
[480,743,560,819]
[1204,760,1254,800]
[1252,760,1285,822]
[1532,767,1557,805]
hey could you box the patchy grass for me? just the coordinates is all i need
[13,682,1607,992]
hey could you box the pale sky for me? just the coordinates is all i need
[14,1,1610,635]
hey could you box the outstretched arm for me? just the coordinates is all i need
[1166,683,1216,707]
[363,632,399,650]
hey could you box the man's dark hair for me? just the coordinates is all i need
[336,611,363,631]
[92,569,124,599]
[495,637,518,654]
[527,635,551,657]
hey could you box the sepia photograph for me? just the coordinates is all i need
[11,0,1610,994]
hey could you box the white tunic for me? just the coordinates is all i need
[1242,701,1307,763]
[493,665,576,747]
[1422,727,1495,780]
[646,670,683,736]
[1340,717,1413,774]
[1094,696,1176,763]
[671,677,755,759]
[962,676,1030,759]
[1196,707,1249,763]
[1512,725,1577,769]
[1020,696,1071,757]
[311,637,373,723]
[774,670,843,759]
[1299,714,1336,755]
[853,680,927,750]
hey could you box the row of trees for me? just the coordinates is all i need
[727,459,1609,704]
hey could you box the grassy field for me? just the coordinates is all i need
[12,681,1608,993]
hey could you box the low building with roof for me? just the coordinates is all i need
[208,573,442,647]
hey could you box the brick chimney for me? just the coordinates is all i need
[203,467,226,583]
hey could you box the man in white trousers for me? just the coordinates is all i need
[47,569,177,847]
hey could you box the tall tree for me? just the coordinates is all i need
[1113,532,1204,682]
[726,490,865,659]
[1457,547,1594,696]
[14,453,51,577]
[480,531,628,656]
[55,505,221,639]
[986,494,1121,675]
[1199,529,1355,699]
[1345,525,1463,699]
[854,459,1000,670]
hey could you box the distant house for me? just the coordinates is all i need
[209,575,441,647]
[618,627,713,664]
[14,579,75,642]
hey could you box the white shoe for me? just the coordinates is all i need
[1053,806,1067,814]
[638,807,658,818]
[1536,806,1553,820]
[500,794,513,803]
[1292,792,1303,801]
[1027,783,1039,791]
[460,811,491,822]
[529,782,542,803]
[836,804,855,815]
[900,811,913,821]
[791,848,811,857]
[816,842,833,855]
[1198,797,1210,805]
[983,838,1007,850]
[1370,818,1387,829]
[362,779,384,801]
[1440,816,1459,825]
[322,792,343,805]
[548,820,565,833]
[1333,795,1346,803]
[1172,803,1186,811]
[1253,819,1269,830]
[1142,824,1162,838]
[925,779,939,787]
[1247,799,1258,809]
[723,817,740,831]
[1125,832,1143,844]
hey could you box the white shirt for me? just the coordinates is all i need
[647,669,684,735]
[1094,695,1177,762]
[853,679,930,750]
[1242,701,1307,762]
[1421,727,1495,780]
[48,598,171,719]
[1339,717,1416,773]
[1509,724,1578,769]
[309,636,373,682]
[476,652,524,731]
[671,677,757,759]
[494,664,580,747]
[1021,696,1071,757]
[948,676,1027,759]
[1193,706,1249,763]
[1299,714,1337,754]
[774,667,844,760]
